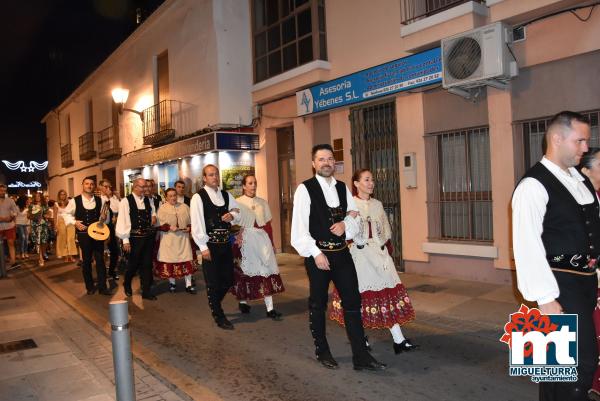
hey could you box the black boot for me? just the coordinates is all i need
[344,310,387,371]
[308,302,330,357]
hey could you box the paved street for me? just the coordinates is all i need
[13,253,537,401]
[0,265,188,401]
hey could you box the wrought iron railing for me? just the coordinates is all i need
[61,144,74,168]
[98,126,121,159]
[142,100,179,146]
[78,131,96,160]
[400,0,484,25]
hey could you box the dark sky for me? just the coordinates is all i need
[0,0,164,163]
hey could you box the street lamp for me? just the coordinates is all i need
[112,88,144,120]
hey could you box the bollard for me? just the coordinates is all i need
[109,300,135,401]
[0,237,6,278]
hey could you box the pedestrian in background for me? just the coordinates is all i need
[55,189,77,262]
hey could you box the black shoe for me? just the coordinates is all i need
[365,335,372,351]
[215,316,234,330]
[142,294,157,301]
[393,339,419,354]
[185,286,197,294]
[169,283,177,293]
[353,357,387,371]
[98,288,113,296]
[124,283,132,297]
[239,302,251,314]
[316,352,339,370]
[86,287,97,295]
[109,271,119,281]
[266,309,283,321]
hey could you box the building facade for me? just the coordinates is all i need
[251,0,600,283]
[45,0,600,283]
[43,0,255,200]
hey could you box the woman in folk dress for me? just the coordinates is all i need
[329,169,418,354]
[154,188,198,294]
[231,175,285,320]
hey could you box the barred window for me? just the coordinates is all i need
[425,127,493,242]
[522,110,600,169]
[252,0,327,83]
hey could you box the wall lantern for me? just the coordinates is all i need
[112,88,144,120]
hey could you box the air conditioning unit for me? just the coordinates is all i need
[442,22,518,91]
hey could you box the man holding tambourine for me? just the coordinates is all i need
[64,177,112,296]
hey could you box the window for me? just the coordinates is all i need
[521,110,600,170]
[252,0,327,83]
[425,127,493,242]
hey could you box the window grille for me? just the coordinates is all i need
[425,126,492,242]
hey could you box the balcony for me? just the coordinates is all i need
[98,126,121,159]
[142,100,179,146]
[61,144,74,168]
[401,0,484,25]
[78,131,96,160]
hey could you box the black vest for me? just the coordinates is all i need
[198,188,231,243]
[523,162,600,270]
[127,194,152,231]
[74,195,101,231]
[303,177,348,249]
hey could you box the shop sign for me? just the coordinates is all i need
[296,47,441,116]
[123,133,215,168]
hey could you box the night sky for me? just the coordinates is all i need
[1,0,164,164]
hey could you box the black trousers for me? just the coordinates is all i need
[77,232,107,291]
[106,223,119,273]
[202,242,234,319]
[124,235,154,296]
[540,271,598,401]
[305,248,369,362]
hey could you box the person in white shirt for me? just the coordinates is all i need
[512,111,598,401]
[63,178,111,295]
[291,144,385,371]
[175,180,191,206]
[232,175,284,320]
[190,164,240,330]
[99,179,120,280]
[116,177,157,300]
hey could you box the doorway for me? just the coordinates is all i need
[277,127,296,253]
[350,100,403,269]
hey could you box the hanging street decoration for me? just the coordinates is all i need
[8,181,42,188]
[1,160,48,172]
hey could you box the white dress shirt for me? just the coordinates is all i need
[115,194,156,244]
[512,157,596,305]
[291,175,359,258]
[63,194,104,227]
[190,186,240,252]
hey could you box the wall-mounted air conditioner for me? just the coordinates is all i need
[442,22,518,91]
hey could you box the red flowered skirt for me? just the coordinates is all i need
[153,260,198,279]
[329,283,415,329]
[230,238,285,301]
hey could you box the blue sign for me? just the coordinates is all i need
[296,48,441,116]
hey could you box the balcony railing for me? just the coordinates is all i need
[98,126,121,159]
[61,144,74,168]
[78,131,96,160]
[142,100,179,146]
[401,0,484,25]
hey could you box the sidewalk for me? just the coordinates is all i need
[0,266,191,401]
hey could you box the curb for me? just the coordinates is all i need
[27,261,223,401]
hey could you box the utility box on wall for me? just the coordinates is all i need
[402,152,417,189]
